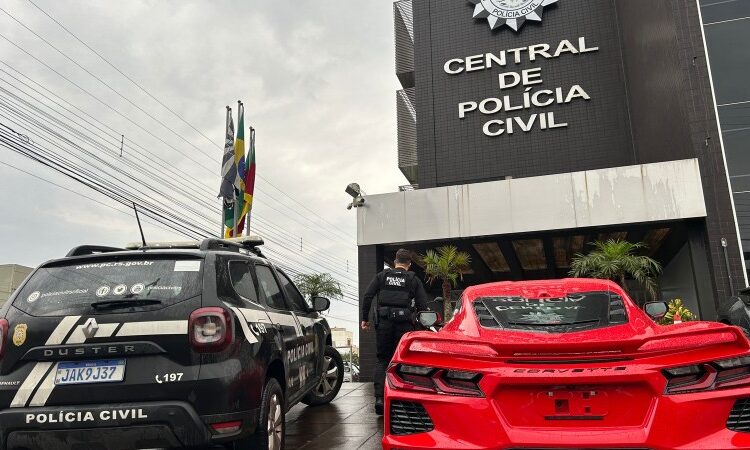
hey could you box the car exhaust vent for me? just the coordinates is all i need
[473,301,501,328]
[727,398,750,432]
[390,401,433,435]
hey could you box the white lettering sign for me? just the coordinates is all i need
[444,37,599,137]
[25,409,148,424]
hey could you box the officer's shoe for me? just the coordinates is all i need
[375,397,384,416]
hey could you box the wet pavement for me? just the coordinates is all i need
[285,382,383,450]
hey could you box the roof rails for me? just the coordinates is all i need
[125,236,265,256]
[66,245,124,257]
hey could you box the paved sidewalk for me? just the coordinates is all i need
[285,382,382,449]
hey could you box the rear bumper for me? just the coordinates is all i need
[0,402,257,450]
[383,386,750,449]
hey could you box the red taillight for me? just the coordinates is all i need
[664,356,750,394]
[210,420,242,434]
[0,319,8,359]
[387,364,484,397]
[189,308,233,353]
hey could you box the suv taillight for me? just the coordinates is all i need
[189,308,233,353]
[0,319,7,359]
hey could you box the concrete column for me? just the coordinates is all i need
[687,221,718,320]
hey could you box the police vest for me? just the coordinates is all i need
[378,269,414,308]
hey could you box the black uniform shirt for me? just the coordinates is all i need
[361,268,429,320]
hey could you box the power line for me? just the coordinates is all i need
[0,118,361,291]
[0,126,362,298]
[0,70,358,272]
[0,158,189,239]
[0,14,361,294]
[0,5,214,165]
[0,60,358,249]
[1,7,357,240]
[24,0,220,151]
[1,125,363,312]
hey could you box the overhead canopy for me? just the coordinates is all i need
[357,159,706,246]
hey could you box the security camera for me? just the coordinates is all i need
[346,197,365,210]
[345,183,362,199]
[345,183,366,210]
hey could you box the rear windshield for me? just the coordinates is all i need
[474,291,627,332]
[13,257,203,316]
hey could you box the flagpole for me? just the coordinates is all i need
[233,100,242,238]
[221,105,231,238]
[233,190,239,238]
[246,126,254,237]
[221,208,226,238]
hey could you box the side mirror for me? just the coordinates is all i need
[417,311,443,328]
[644,301,668,321]
[312,296,331,312]
[428,296,445,309]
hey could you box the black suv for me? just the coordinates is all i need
[0,237,345,450]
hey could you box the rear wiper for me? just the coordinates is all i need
[91,299,162,310]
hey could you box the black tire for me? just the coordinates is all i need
[301,346,344,406]
[232,378,285,450]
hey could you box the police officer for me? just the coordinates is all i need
[361,249,428,415]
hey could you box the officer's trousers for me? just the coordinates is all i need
[374,318,415,398]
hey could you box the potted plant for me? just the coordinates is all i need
[422,246,471,321]
[658,298,696,325]
[569,239,662,300]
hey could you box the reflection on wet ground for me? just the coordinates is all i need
[285,383,382,449]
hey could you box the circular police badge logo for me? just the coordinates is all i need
[469,0,558,31]
[96,286,110,297]
[113,284,128,296]
[27,291,41,303]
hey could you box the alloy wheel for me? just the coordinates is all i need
[315,355,340,396]
[267,393,283,450]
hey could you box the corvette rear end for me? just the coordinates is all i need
[383,279,750,449]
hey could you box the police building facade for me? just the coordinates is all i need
[357,0,747,381]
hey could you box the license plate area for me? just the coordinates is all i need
[498,384,652,427]
[54,359,126,385]
[536,388,609,420]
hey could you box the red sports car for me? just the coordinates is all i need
[383,278,750,449]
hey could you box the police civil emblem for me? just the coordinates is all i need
[469,0,559,32]
[13,324,27,346]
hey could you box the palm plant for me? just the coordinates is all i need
[569,239,662,300]
[422,246,471,321]
[293,273,343,301]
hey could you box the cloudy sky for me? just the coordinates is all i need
[0,0,406,341]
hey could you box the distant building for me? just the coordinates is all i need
[0,265,32,304]
[331,327,353,349]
